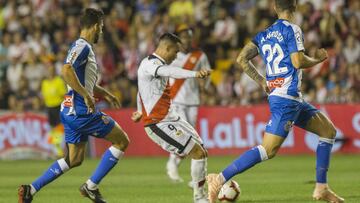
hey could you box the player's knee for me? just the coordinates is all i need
[327,125,337,139]
[113,131,130,151]
[190,144,207,159]
[319,124,337,139]
[119,131,130,150]
[263,146,278,159]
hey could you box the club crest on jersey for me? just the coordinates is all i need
[153,60,162,65]
[102,115,110,124]
[267,78,285,90]
[175,130,184,136]
[284,121,294,132]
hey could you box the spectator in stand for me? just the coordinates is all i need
[41,64,67,127]
[0,0,359,112]
[343,35,360,65]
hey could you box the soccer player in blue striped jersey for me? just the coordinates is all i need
[207,1,344,203]
[18,8,130,203]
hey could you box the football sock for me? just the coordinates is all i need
[169,153,182,166]
[316,137,334,184]
[221,145,268,181]
[89,146,124,187]
[31,158,69,195]
[191,158,207,199]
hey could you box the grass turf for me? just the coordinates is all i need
[1,155,359,203]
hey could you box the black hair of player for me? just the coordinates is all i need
[159,33,182,44]
[275,0,297,12]
[80,8,104,29]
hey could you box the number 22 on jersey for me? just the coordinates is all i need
[261,43,288,76]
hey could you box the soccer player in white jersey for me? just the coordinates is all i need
[166,24,211,183]
[207,1,345,203]
[18,8,130,203]
[131,33,211,203]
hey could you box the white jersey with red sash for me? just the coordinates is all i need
[169,50,211,106]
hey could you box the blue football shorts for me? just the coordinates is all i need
[265,95,319,137]
[61,111,115,144]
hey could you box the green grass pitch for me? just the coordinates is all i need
[1,155,359,203]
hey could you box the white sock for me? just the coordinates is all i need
[169,153,182,167]
[29,184,37,195]
[191,158,207,199]
[86,179,98,190]
[109,146,124,159]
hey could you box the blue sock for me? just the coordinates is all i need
[90,147,123,184]
[316,138,334,183]
[32,158,69,192]
[221,146,267,181]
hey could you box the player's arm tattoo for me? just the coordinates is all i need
[236,42,266,85]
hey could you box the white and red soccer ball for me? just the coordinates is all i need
[217,180,241,202]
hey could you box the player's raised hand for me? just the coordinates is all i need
[84,94,95,114]
[131,111,142,122]
[105,94,121,109]
[314,48,328,63]
[196,69,211,79]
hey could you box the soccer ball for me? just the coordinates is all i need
[217,180,241,202]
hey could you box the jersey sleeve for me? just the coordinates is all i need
[156,65,197,78]
[286,24,305,54]
[64,43,90,68]
[251,32,262,48]
[144,59,164,77]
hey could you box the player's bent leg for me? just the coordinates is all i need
[207,133,284,203]
[81,123,128,203]
[18,143,86,203]
[188,143,208,203]
[104,123,130,151]
[167,153,184,182]
[167,104,188,183]
[302,112,344,203]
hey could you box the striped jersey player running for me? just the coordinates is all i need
[131,33,211,203]
[166,24,211,183]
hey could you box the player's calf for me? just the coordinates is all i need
[188,143,209,202]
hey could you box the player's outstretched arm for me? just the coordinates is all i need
[156,65,211,79]
[291,48,328,69]
[94,85,121,109]
[61,64,95,113]
[236,42,269,93]
[131,92,142,122]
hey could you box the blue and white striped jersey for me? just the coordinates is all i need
[252,19,304,100]
[61,38,99,115]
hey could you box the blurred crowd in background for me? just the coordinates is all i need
[0,0,359,113]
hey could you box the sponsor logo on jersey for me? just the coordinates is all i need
[69,51,77,64]
[295,31,302,43]
[63,95,73,107]
[267,78,285,89]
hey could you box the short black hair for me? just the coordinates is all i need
[159,33,182,44]
[275,0,297,12]
[80,8,104,29]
